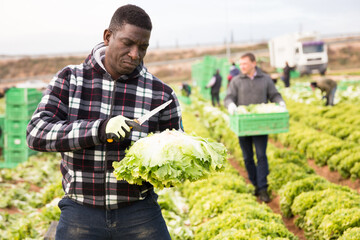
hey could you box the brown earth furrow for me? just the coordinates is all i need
[228,158,306,240]
[269,138,360,193]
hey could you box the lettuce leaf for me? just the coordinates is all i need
[113,129,227,189]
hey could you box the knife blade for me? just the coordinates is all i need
[106,99,173,143]
[135,99,173,125]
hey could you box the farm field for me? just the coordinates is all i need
[1,78,360,239]
[1,39,360,239]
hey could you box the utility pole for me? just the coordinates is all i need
[226,0,231,59]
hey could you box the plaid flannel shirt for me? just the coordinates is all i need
[26,42,183,209]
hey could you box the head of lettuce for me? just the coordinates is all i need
[113,129,227,189]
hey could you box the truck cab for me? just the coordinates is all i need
[295,40,328,76]
[268,32,328,77]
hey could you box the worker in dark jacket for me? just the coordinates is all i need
[206,69,222,107]
[311,78,337,106]
[225,53,285,203]
[282,61,295,87]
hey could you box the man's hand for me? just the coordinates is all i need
[228,102,237,115]
[106,115,132,142]
[279,101,286,108]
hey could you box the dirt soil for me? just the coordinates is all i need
[228,157,307,240]
[307,159,360,194]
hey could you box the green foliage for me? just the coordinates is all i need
[350,162,360,180]
[291,189,358,229]
[157,188,193,240]
[318,208,360,240]
[195,213,297,240]
[268,163,312,192]
[303,195,360,239]
[338,227,360,240]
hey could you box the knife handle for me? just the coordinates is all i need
[106,119,141,143]
[106,133,118,143]
[128,119,140,130]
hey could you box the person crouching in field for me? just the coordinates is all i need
[311,78,337,106]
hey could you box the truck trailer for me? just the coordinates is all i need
[268,32,328,76]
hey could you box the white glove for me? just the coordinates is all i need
[227,102,237,115]
[106,115,131,142]
[279,101,286,109]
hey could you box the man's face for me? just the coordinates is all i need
[103,23,151,79]
[239,57,256,76]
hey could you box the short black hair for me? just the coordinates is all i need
[241,53,256,62]
[109,4,152,32]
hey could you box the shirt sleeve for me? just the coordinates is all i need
[26,69,102,152]
[267,77,284,103]
[224,78,238,108]
[158,91,183,132]
[206,77,216,88]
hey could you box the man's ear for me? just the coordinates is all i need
[103,29,111,46]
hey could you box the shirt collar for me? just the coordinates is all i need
[249,70,257,80]
[90,42,144,81]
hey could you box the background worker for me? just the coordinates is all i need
[282,61,296,87]
[206,69,222,107]
[26,4,182,240]
[181,82,192,97]
[227,62,240,85]
[224,53,285,203]
[311,78,337,106]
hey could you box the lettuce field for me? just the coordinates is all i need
[1,79,360,239]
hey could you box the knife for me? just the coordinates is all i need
[106,99,173,143]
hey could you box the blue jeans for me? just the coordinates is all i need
[55,190,171,240]
[238,135,269,190]
[327,86,337,106]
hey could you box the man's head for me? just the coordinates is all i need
[310,81,317,90]
[239,53,256,77]
[103,5,152,79]
[108,4,152,32]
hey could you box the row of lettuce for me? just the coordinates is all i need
[180,92,360,239]
[1,88,360,239]
[0,100,295,239]
[0,153,63,239]
[164,105,298,239]
[273,99,360,181]
[279,81,360,105]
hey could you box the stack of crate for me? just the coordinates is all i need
[0,114,4,151]
[191,55,231,100]
[0,88,42,168]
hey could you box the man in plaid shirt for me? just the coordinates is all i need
[26,4,182,240]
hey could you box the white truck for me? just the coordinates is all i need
[268,32,328,76]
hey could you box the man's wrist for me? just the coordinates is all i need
[98,119,110,143]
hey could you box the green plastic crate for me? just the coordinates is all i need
[0,148,37,169]
[0,114,4,148]
[5,102,38,120]
[4,134,28,150]
[230,111,289,136]
[2,149,29,167]
[5,119,29,136]
[0,161,20,169]
[5,88,42,106]
[178,96,191,105]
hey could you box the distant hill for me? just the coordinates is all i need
[0,36,359,84]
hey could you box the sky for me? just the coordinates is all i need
[0,0,359,56]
